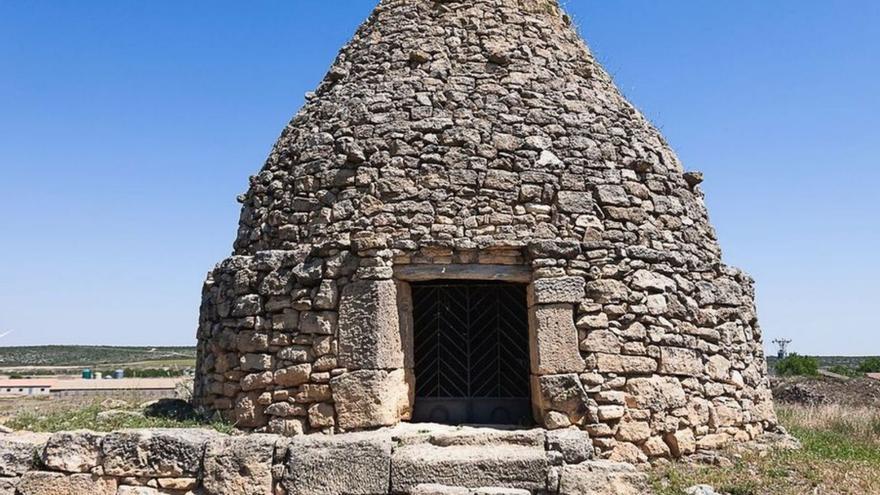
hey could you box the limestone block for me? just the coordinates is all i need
[530,277,585,305]
[275,364,312,387]
[283,432,393,495]
[0,432,49,477]
[202,434,277,495]
[234,392,267,428]
[546,428,594,464]
[580,330,620,354]
[696,433,732,450]
[411,485,470,495]
[16,472,116,495]
[643,436,671,458]
[42,430,104,473]
[529,304,585,374]
[630,270,676,293]
[391,442,548,493]
[705,355,731,382]
[300,311,337,335]
[658,347,702,377]
[116,487,158,495]
[664,429,696,457]
[0,478,15,495]
[625,377,687,413]
[557,191,592,213]
[533,374,589,425]
[585,279,628,303]
[615,419,651,443]
[558,461,650,495]
[331,369,410,429]
[595,185,629,206]
[608,442,648,464]
[595,353,657,374]
[101,429,217,477]
[338,280,405,369]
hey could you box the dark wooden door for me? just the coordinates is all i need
[411,281,531,425]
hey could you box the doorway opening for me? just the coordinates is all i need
[411,280,532,426]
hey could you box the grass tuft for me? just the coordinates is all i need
[5,403,235,435]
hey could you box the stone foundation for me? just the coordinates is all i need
[0,426,651,495]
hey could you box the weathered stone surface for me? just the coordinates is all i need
[331,369,410,430]
[42,430,104,473]
[338,280,404,369]
[533,374,589,424]
[283,432,392,495]
[546,428,593,464]
[531,277,585,305]
[658,347,703,376]
[202,434,277,495]
[0,478,14,495]
[0,433,49,477]
[391,442,548,493]
[16,472,116,495]
[102,429,216,477]
[596,354,657,374]
[625,377,687,412]
[529,304,585,374]
[558,461,651,495]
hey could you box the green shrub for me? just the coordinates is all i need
[775,354,819,377]
[857,357,880,373]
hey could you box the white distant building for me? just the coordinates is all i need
[0,379,53,397]
[0,378,188,399]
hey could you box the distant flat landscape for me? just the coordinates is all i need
[0,345,196,368]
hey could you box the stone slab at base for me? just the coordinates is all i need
[0,425,656,495]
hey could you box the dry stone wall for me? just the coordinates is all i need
[0,427,652,495]
[194,0,778,462]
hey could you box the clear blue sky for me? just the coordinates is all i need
[1,1,877,355]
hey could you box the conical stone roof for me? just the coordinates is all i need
[196,0,777,461]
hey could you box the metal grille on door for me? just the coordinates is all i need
[412,281,531,425]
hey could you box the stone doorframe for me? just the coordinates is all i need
[332,261,587,430]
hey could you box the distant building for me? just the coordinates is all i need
[51,378,188,400]
[0,379,53,397]
[0,377,188,400]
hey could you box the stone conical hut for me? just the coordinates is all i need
[194,0,777,460]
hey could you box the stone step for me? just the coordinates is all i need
[391,428,550,494]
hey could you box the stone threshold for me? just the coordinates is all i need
[0,424,653,495]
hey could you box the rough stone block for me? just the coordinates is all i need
[283,432,393,495]
[557,191,593,213]
[338,279,404,369]
[0,433,49,477]
[529,304,585,374]
[546,428,594,464]
[391,442,548,493]
[16,472,116,495]
[42,430,104,473]
[532,374,589,425]
[101,429,217,477]
[0,477,15,495]
[595,353,657,374]
[530,277,585,305]
[625,377,687,412]
[202,434,277,495]
[331,369,411,430]
[658,347,703,377]
[558,461,649,495]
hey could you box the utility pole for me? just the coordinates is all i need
[772,338,792,359]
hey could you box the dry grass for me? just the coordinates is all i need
[651,404,880,495]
